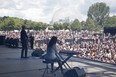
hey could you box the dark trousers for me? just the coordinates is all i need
[30,41,34,49]
[21,41,28,58]
[50,58,63,73]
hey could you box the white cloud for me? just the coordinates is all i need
[0,0,116,23]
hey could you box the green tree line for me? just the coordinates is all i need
[0,2,116,31]
[0,16,50,31]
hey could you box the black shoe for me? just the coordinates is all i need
[24,57,29,58]
[21,56,24,58]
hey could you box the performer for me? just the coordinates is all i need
[20,25,28,58]
[44,36,63,73]
[29,33,34,49]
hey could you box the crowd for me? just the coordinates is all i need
[0,30,116,64]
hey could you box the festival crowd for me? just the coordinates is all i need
[0,29,116,64]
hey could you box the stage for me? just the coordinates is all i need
[0,46,116,77]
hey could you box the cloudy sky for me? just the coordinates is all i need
[0,0,116,23]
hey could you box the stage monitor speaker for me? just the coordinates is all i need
[31,48,44,57]
[64,67,86,77]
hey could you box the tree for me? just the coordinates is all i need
[13,18,23,30]
[103,15,116,27]
[70,19,81,30]
[8,20,15,30]
[87,2,109,26]
[63,22,70,29]
[86,17,95,31]
[1,17,15,30]
[53,23,63,30]
[81,21,86,30]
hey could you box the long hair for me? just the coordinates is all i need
[47,36,57,47]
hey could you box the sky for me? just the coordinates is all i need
[0,0,116,23]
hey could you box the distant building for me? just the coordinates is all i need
[50,17,70,24]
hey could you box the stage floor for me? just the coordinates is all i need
[0,45,116,77]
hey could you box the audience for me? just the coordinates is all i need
[0,30,116,64]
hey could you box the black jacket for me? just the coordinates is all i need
[20,30,28,43]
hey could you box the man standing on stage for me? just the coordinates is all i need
[20,25,28,58]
